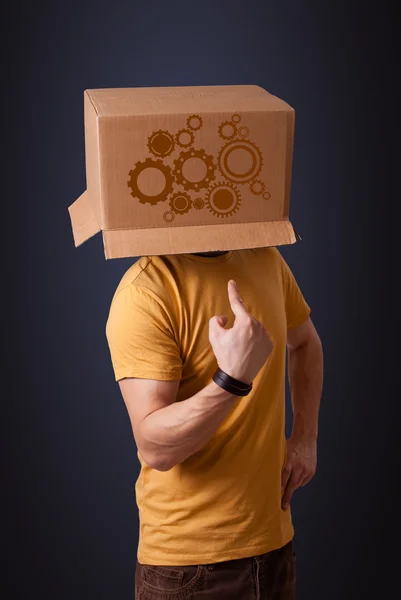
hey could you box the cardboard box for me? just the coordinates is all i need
[68,85,298,259]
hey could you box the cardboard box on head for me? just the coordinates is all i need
[68,85,299,259]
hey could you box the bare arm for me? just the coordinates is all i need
[287,316,323,443]
[281,316,323,509]
[120,377,239,471]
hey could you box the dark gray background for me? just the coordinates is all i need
[3,1,399,599]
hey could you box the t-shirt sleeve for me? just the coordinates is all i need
[105,284,183,382]
[276,250,311,329]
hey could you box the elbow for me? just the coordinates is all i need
[141,450,176,472]
[138,420,179,471]
[148,459,176,472]
[138,420,177,471]
[153,462,175,472]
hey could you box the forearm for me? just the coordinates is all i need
[140,381,239,470]
[288,336,323,442]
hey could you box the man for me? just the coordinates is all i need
[106,245,323,599]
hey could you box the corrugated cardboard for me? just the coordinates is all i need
[68,85,298,259]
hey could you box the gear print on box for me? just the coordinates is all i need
[127,113,270,224]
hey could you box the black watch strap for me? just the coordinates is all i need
[212,368,253,396]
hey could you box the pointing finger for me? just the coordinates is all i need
[227,280,250,318]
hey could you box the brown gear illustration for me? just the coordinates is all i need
[163,211,175,223]
[205,181,241,217]
[173,148,216,192]
[193,198,205,210]
[238,126,250,138]
[147,130,175,157]
[218,139,263,184]
[249,179,266,196]
[218,121,237,140]
[231,113,241,123]
[175,128,195,148]
[186,114,203,130]
[127,158,174,205]
[169,191,192,215]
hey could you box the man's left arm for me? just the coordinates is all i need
[281,316,324,510]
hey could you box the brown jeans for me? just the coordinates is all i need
[135,540,296,599]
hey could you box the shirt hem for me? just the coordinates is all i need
[137,528,295,566]
[287,306,311,330]
[115,370,182,382]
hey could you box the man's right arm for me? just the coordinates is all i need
[119,377,239,471]
[119,279,273,472]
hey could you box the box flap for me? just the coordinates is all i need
[68,191,101,247]
[102,220,296,259]
[86,85,293,117]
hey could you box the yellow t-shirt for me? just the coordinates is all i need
[105,247,311,565]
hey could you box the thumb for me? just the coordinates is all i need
[209,315,228,338]
[217,315,229,328]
